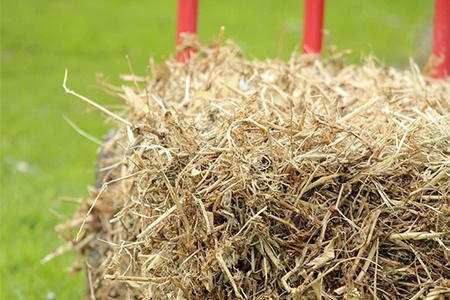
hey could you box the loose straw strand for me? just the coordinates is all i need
[63,69,132,127]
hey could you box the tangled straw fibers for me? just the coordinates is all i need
[54,41,450,299]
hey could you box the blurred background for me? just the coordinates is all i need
[0,0,433,298]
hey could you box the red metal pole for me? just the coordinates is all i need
[303,0,325,54]
[176,0,198,62]
[432,0,450,78]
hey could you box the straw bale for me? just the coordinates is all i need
[56,40,450,299]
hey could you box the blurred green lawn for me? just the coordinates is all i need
[0,1,433,298]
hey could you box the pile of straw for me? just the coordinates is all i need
[56,40,450,299]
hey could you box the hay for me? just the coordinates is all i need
[55,40,450,299]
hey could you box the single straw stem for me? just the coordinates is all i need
[303,0,325,54]
[62,69,132,127]
[432,0,450,78]
[176,0,198,62]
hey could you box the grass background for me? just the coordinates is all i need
[1,1,433,298]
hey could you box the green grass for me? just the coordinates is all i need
[0,1,433,298]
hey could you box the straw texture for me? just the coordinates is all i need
[54,40,450,299]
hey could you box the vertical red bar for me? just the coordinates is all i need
[176,0,198,62]
[432,0,450,78]
[303,0,325,54]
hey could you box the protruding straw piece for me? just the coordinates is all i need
[62,69,132,126]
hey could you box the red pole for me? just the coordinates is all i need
[303,0,325,54]
[176,0,198,62]
[432,0,450,78]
